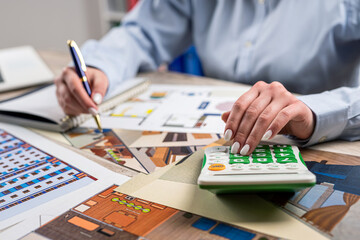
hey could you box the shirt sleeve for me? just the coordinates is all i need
[297,86,360,146]
[293,0,360,147]
[80,0,192,96]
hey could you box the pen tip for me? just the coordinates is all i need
[93,114,103,134]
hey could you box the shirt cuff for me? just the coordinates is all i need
[296,92,348,147]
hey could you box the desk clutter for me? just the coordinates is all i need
[0,81,359,239]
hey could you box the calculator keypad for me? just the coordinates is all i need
[206,144,305,174]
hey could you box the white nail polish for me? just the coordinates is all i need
[262,130,272,141]
[93,93,103,105]
[240,144,250,155]
[231,142,240,154]
[224,129,233,141]
[88,107,98,116]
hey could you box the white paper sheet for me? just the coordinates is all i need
[81,84,250,133]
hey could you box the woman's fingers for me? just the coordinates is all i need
[62,68,97,112]
[232,93,272,154]
[223,81,315,155]
[89,68,109,105]
[239,99,289,155]
[55,67,109,115]
[223,81,266,143]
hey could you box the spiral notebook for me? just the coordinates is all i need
[0,78,149,132]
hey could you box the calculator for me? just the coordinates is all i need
[197,144,316,194]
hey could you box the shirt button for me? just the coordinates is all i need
[318,136,327,143]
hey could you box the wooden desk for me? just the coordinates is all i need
[2,51,360,178]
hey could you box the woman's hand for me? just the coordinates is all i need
[221,81,315,155]
[55,67,109,116]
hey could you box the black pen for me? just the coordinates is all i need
[67,40,102,132]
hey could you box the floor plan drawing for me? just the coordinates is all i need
[24,185,279,240]
[64,128,222,173]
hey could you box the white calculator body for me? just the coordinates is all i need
[198,145,316,193]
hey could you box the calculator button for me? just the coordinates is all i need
[229,157,250,164]
[274,152,295,158]
[266,164,280,170]
[255,145,270,149]
[253,148,271,153]
[252,152,272,158]
[273,148,294,154]
[252,157,273,164]
[273,144,292,149]
[231,165,244,170]
[208,163,226,171]
[208,159,225,164]
[249,164,262,170]
[276,157,297,163]
[285,163,299,169]
[229,153,245,159]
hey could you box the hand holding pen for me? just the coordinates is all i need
[54,40,109,131]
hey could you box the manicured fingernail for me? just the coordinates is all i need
[224,129,233,141]
[262,130,272,141]
[93,93,103,105]
[231,142,240,154]
[240,144,250,155]
[88,107,98,116]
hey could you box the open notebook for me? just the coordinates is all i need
[0,78,149,132]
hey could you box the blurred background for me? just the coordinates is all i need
[0,0,203,76]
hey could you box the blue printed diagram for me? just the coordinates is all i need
[0,129,96,221]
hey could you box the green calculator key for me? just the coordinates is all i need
[273,148,294,154]
[252,157,273,164]
[229,157,250,164]
[276,157,297,163]
[255,145,270,149]
[253,148,271,153]
[229,153,243,159]
[273,144,292,149]
[252,152,272,158]
[275,152,295,158]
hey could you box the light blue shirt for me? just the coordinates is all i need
[82,0,360,146]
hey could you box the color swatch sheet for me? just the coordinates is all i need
[22,185,279,240]
[0,123,129,235]
[64,128,222,174]
[81,84,250,133]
